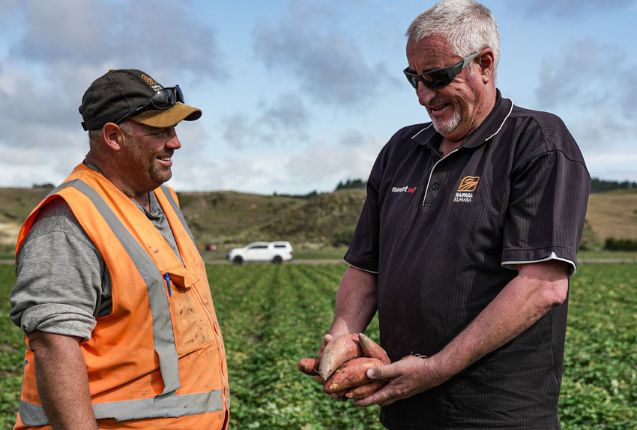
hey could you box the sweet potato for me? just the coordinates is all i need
[319,333,362,380]
[323,357,382,394]
[297,357,320,376]
[358,333,390,364]
[345,380,387,399]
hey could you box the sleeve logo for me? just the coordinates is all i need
[454,176,480,203]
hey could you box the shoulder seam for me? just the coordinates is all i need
[519,149,588,169]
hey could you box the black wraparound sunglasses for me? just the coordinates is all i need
[403,52,480,90]
[114,85,184,124]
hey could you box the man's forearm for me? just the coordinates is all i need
[28,331,98,430]
[329,266,378,336]
[432,261,569,380]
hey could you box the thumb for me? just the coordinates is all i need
[319,334,334,355]
[366,363,397,380]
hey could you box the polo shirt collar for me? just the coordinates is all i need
[412,89,513,150]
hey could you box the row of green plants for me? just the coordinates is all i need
[209,264,383,429]
[1,263,636,429]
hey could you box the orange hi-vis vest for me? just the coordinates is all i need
[14,164,229,429]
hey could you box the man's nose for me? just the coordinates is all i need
[416,82,436,106]
[167,133,182,150]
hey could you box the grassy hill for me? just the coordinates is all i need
[585,189,637,243]
[0,187,52,251]
[1,186,636,253]
[178,189,365,250]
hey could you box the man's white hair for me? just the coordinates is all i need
[406,0,500,69]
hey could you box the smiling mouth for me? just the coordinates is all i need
[428,102,449,113]
[156,156,173,167]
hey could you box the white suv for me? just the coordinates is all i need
[227,241,293,264]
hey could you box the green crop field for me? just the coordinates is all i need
[1,263,636,429]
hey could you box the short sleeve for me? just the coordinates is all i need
[501,150,590,275]
[344,150,386,273]
[10,199,106,340]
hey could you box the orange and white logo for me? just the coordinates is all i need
[454,176,480,203]
[457,176,480,192]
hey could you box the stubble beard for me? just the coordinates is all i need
[432,109,462,136]
[124,131,172,190]
[149,161,172,188]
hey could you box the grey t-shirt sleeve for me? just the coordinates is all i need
[10,198,108,341]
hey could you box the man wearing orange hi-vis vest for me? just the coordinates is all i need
[10,69,229,429]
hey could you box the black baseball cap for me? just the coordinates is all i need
[79,69,201,131]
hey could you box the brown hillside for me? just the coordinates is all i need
[0,187,52,246]
[586,190,637,242]
[177,191,303,245]
[0,186,635,249]
[243,189,365,245]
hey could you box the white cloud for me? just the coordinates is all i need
[220,93,310,149]
[0,0,227,188]
[533,37,637,180]
[0,145,86,187]
[253,1,395,108]
[285,134,382,191]
[12,0,225,80]
[170,129,383,194]
[534,38,624,109]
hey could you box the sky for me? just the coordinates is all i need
[0,0,635,194]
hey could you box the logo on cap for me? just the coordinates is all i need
[454,176,480,203]
[141,74,157,86]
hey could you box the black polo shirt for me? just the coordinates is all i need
[345,90,590,429]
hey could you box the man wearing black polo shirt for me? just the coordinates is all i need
[324,0,590,429]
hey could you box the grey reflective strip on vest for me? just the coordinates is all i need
[19,389,224,425]
[39,179,180,395]
[71,180,180,394]
[159,186,195,242]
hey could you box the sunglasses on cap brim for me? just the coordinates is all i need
[114,85,185,124]
[403,51,480,90]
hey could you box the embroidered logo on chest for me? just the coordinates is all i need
[392,185,417,193]
[454,176,480,203]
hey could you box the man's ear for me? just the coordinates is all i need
[478,48,496,84]
[102,122,124,151]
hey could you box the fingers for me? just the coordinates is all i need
[366,362,400,381]
[353,363,407,406]
[312,375,325,384]
[354,356,429,407]
[353,382,400,407]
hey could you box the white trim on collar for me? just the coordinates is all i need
[484,102,513,142]
[411,123,433,139]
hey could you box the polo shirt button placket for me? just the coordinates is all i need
[432,183,440,191]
